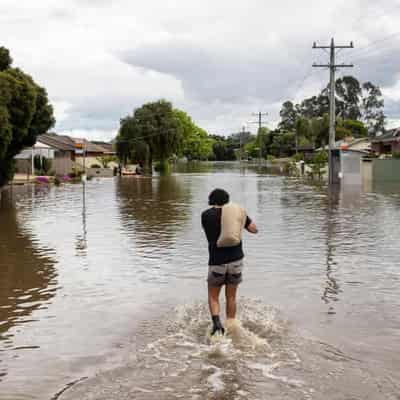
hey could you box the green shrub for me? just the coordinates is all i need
[292,153,304,162]
[96,155,117,168]
[34,155,42,173]
[154,160,171,174]
[307,150,328,180]
[68,167,83,179]
[392,152,400,159]
[283,160,298,176]
[33,155,52,175]
[42,157,52,174]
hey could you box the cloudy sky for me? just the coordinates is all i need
[1,0,399,140]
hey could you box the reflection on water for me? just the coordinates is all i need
[174,161,215,174]
[321,186,341,313]
[0,167,399,400]
[75,183,87,256]
[116,176,191,247]
[0,187,57,382]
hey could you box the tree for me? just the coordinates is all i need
[341,119,368,137]
[0,47,55,187]
[362,82,385,136]
[136,100,182,166]
[298,94,329,119]
[174,109,214,160]
[211,135,236,161]
[116,115,149,165]
[334,76,362,120]
[256,126,270,158]
[308,114,329,148]
[277,75,385,155]
[0,47,12,71]
[295,117,309,151]
[308,150,328,180]
[183,127,214,160]
[117,100,183,171]
[279,101,298,131]
[267,131,296,158]
[245,140,259,158]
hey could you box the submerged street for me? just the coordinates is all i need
[1,163,400,399]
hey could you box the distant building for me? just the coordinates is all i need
[338,137,371,186]
[371,128,400,155]
[38,133,77,175]
[297,144,315,161]
[36,133,115,175]
[345,137,371,152]
[14,133,117,177]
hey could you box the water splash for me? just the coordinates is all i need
[58,297,397,400]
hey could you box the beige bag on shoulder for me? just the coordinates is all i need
[217,202,246,247]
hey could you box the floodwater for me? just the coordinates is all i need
[0,163,399,400]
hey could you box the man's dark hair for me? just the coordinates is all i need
[208,188,230,206]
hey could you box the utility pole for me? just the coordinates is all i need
[250,112,268,162]
[312,38,353,184]
[240,125,246,164]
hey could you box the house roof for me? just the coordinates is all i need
[318,137,372,151]
[341,148,370,155]
[91,141,115,154]
[372,128,400,143]
[33,141,53,149]
[77,139,108,153]
[39,133,76,151]
[347,137,371,151]
[318,140,344,151]
[38,133,110,154]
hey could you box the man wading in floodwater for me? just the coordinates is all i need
[201,189,258,335]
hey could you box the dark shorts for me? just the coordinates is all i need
[207,259,244,287]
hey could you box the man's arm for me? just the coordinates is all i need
[246,222,258,234]
[244,216,258,234]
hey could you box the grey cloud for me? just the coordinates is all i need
[384,99,400,119]
[355,47,400,88]
[56,98,138,132]
[120,31,400,112]
[5,0,398,137]
[120,41,309,105]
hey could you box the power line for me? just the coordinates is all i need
[350,31,400,57]
[290,29,400,107]
[350,43,399,63]
[116,129,174,145]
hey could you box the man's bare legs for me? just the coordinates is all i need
[208,284,222,316]
[225,284,238,319]
[208,284,225,335]
[208,284,239,334]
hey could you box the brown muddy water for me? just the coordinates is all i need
[0,162,400,400]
